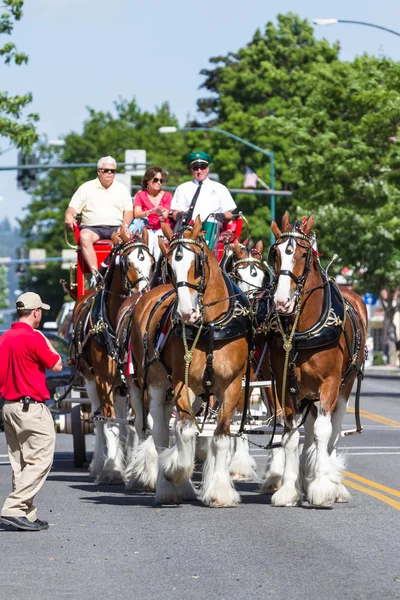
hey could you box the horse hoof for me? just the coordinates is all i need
[97,470,125,485]
[230,473,253,482]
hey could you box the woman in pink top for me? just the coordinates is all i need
[133,167,172,260]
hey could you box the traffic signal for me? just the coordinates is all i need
[15,247,27,273]
[17,152,37,192]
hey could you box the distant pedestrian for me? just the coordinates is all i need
[0,292,62,532]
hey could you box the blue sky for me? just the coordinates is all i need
[1,0,400,225]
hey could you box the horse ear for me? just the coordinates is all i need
[158,236,168,256]
[303,214,315,235]
[233,238,242,257]
[161,222,173,241]
[281,211,291,232]
[256,240,263,254]
[190,215,203,239]
[271,221,281,240]
[247,238,255,251]
[141,226,149,246]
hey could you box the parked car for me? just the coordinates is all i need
[42,301,74,342]
[0,330,74,431]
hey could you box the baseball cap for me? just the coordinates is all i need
[16,292,50,311]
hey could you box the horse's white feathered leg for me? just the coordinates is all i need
[329,393,351,503]
[271,427,302,506]
[229,435,257,481]
[260,447,285,494]
[84,376,106,477]
[307,412,341,507]
[125,380,157,490]
[200,434,241,507]
[97,391,128,484]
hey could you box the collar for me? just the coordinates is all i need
[96,177,114,191]
[192,177,210,186]
[11,322,34,330]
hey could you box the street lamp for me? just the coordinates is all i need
[158,126,275,240]
[313,18,400,38]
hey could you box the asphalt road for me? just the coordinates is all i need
[0,374,399,600]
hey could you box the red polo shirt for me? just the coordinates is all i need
[0,322,60,401]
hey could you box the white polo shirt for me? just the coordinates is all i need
[69,178,133,226]
[171,177,236,222]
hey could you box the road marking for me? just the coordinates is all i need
[344,470,400,499]
[342,479,400,511]
[347,407,400,427]
[346,452,400,455]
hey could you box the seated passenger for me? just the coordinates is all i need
[64,155,133,284]
[133,167,172,261]
[170,151,237,246]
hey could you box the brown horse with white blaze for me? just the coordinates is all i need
[263,212,367,507]
[127,216,252,506]
[71,228,154,483]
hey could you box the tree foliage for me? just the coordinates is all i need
[19,12,400,344]
[194,14,400,311]
[0,0,38,150]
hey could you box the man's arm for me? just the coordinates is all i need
[122,209,133,227]
[35,331,63,373]
[64,206,77,230]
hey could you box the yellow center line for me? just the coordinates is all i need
[347,406,400,427]
[343,479,400,511]
[344,470,400,499]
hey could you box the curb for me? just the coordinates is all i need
[364,368,400,379]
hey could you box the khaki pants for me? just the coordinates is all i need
[1,401,56,522]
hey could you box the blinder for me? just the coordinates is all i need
[269,227,314,289]
[165,236,208,294]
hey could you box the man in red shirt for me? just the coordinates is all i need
[0,292,62,531]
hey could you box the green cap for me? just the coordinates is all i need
[186,151,212,166]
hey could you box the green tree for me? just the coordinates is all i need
[0,0,38,150]
[0,265,10,324]
[192,12,400,350]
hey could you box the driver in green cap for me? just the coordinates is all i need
[170,151,236,228]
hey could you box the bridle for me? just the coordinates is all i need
[231,248,269,295]
[269,225,314,295]
[119,239,154,293]
[162,235,209,320]
[163,235,208,291]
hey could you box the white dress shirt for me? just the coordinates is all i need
[171,177,236,222]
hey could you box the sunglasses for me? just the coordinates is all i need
[191,163,208,171]
[99,168,116,174]
[152,177,164,183]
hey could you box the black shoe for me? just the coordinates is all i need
[0,516,43,531]
[34,518,49,529]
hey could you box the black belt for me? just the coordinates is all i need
[5,397,43,404]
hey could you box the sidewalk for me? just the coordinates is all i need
[364,365,400,378]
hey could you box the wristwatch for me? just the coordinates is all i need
[168,210,174,219]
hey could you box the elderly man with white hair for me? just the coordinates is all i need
[64,156,133,284]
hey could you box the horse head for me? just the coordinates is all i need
[270,211,315,315]
[161,216,210,324]
[115,227,155,293]
[232,238,266,295]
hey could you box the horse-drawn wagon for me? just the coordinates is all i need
[56,211,366,509]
